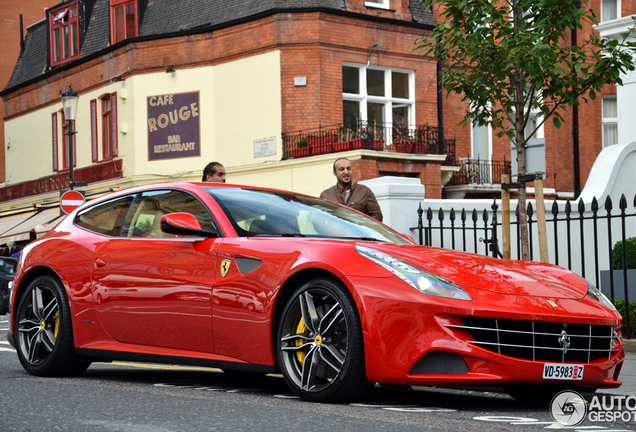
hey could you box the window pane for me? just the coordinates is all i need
[62,25,69,58]
[125,3,136,37]
[603,96,617,118]
[54,28,61,61]
[367,69,385,96]
[70,22,78,56]
[602,0,617,21]
[114,6,125,43]
[472,123,489,159]
[343,100,359,129]
[392,105,408,127]
[392,72,409,99]
[76,196,134,237]
[70,7,77,18]
[603,124,618,146]
[367,102,384,125]
[342,66,359,94]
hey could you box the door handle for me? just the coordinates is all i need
[95,257,106,267]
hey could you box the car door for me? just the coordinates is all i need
[91,189,220,353]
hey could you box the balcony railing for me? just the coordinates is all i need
[450,158,512,186]
[282,122,456,165]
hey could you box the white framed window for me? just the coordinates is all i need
[365,0,390,10]
[602,95,618,147]
[342,63,414,131]
[601,0,620,22]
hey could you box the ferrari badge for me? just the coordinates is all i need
[220,259,231,277]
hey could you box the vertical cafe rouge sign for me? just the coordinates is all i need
[147,91,200,160]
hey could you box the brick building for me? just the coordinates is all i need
[0,0,627,245]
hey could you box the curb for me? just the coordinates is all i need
[624,338,636,353]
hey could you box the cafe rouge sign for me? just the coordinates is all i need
[147,91,200,161]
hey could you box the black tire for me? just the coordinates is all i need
[0,293,7,315]
[276,277,371,403]
[15,275,90,377]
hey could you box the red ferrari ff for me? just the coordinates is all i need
[7,182,624,402]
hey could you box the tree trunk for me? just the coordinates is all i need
[515,140,530,261]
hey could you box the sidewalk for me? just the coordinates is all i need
[597,338,636,396]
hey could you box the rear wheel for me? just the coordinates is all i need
[277,278,371,402]
[15,275,90,377]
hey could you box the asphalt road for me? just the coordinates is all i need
[1,315,634,432]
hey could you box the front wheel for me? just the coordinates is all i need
[277,278,371,402]
[15,275,90,377]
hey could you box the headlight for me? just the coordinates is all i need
[587,283,616,311]
[356,245,472,300]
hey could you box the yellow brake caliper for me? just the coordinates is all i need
[295,317,308,365]
[53,311,60,339]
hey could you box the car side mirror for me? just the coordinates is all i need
[160,212,218,238]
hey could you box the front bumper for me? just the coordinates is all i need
[348,275,624,389]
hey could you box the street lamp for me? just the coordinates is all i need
[61,83,80,190]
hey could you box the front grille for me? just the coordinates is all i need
[447,317,620,363]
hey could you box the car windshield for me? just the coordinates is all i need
[0,258,17,277]
[206,187,411,244]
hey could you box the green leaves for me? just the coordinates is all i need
[414,0,636,151]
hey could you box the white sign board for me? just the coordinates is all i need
[254,137,276,158]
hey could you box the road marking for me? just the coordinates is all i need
[0,348,16,352]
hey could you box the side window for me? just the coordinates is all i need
[122,189,214,238]
[75,195,135,236]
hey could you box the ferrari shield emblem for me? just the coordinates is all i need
[548,300,558,308]
[220,259,231,277]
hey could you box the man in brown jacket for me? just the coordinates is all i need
[319,157,383,221]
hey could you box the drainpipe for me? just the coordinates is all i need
[436,38,445,152]
[20,14,25,53]
[572,1,581,198]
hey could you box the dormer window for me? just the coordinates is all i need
[110,0,138,44]
[49,3,80,66]
[365,0,390,9]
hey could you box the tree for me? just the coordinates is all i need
[415,0,636,260]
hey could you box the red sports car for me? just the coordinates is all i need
[7,182,624,402]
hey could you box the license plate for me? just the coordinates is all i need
[542,363,584,380]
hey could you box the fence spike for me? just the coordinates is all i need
[482,208,488,222]
[491,198,499,212]
[551,200,559,216]
[417,203,423,217]
[427,207,433,221]
[565,199,571,215]
[515,204,519,219]
[620,194,627,210]
[438,208,445,221]
[634,192,636,208]
[604,195,613,212]
[527,202,534,218]
[461,208,466,221]
[591,197,598,213]
[472,208,478,221]
[578,199,585,214]
[450,208,456,220]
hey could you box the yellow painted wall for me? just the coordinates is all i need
[3,51,282,188]
[2,49,367,206]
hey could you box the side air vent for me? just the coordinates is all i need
[409,351,469,375]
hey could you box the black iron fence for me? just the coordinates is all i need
[282,122,456,165]
[450,158,512,185]
[413,193,636,339]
